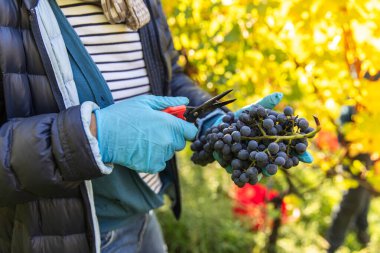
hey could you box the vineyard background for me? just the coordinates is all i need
[156,0,380,252]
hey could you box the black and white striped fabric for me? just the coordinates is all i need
[58,0,150,101]
[58,0,162,194]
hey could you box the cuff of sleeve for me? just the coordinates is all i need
[195,108,226,138]
[81,102,113,174]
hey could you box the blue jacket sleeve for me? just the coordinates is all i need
[0,105,104,206]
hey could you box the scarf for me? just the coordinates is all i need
[100,0,151,30]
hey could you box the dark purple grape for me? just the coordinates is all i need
[191,140,203,151]
[263,118,274,130]
[258,144,266,151]
[191,153,199,162]
[265,164,278,175]
[219,123,230,130]
[214,140,224,150]
[239,113,251,123]
[268,115,277,121]
[255,152,268,163]
[249,107,258,117]
[292,156,299,166]
[241,160,250,170]
[278,142,286,152]
[295,143,307,154]
[298,138,308,146]
[229,125,237,132]
[268,127,278,136]
[235,180,245,188]
[268,142,279,154]
[249,151,257,161]
[304,127,314,134]
[277,152,288,159]
[211,128,219,134]
[257,160,269,168]
[236,120,245,130]
[231,159,243,170]
[275,124,283,133]
[199,150,208,160]
[223,134,232,144]
[237,149,250,160]
[208,133,216,141]
[231,143,243,153]
[298,118,309,131]
[217,132,224,139]
[232,169,242,178]
[283,158,294,169]
[222,144,231,155]
[239,173,249,183]
[231,131,241,142]
[274,156,286,166]
[222,115,232,123]
[277,114,287,124]
[270,111,279,116]
[222,128,230,135]
[284,106,293,116]
[248,140,258,151]
[248,177,258,185]
[203,143,212,152]
[257,107,266,117]
[240,126,251,137]
[246,167,258,177]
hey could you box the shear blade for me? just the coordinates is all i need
[189,89,234,116]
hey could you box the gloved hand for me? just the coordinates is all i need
[209,93,313,173]
[95,95,198,173]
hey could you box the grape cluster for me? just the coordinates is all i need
[191,105,318,188]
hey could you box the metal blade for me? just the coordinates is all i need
[205,99,236,111]
[188,89,233,115]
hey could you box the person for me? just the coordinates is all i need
[326,106,373,253]
[0,0,311,252]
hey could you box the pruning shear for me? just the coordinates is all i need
[162,89,236,123]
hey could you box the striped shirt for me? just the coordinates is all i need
[58,0,162,193]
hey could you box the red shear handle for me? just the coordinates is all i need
[162,105,187,120]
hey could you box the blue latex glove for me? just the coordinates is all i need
[95,95,198,173]
[209,93,313,173]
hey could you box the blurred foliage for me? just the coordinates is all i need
[157,151,380,252]
[157,155,256,253]
[157,0,380,252]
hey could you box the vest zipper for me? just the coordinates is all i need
[29,9,66,111]
[141,0,169,96]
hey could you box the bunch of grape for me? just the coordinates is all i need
[190,105,319,187]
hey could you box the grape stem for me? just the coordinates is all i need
[241,116,321,142]
[257,124,267,136]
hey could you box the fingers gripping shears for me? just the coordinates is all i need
[162,89,236,123]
